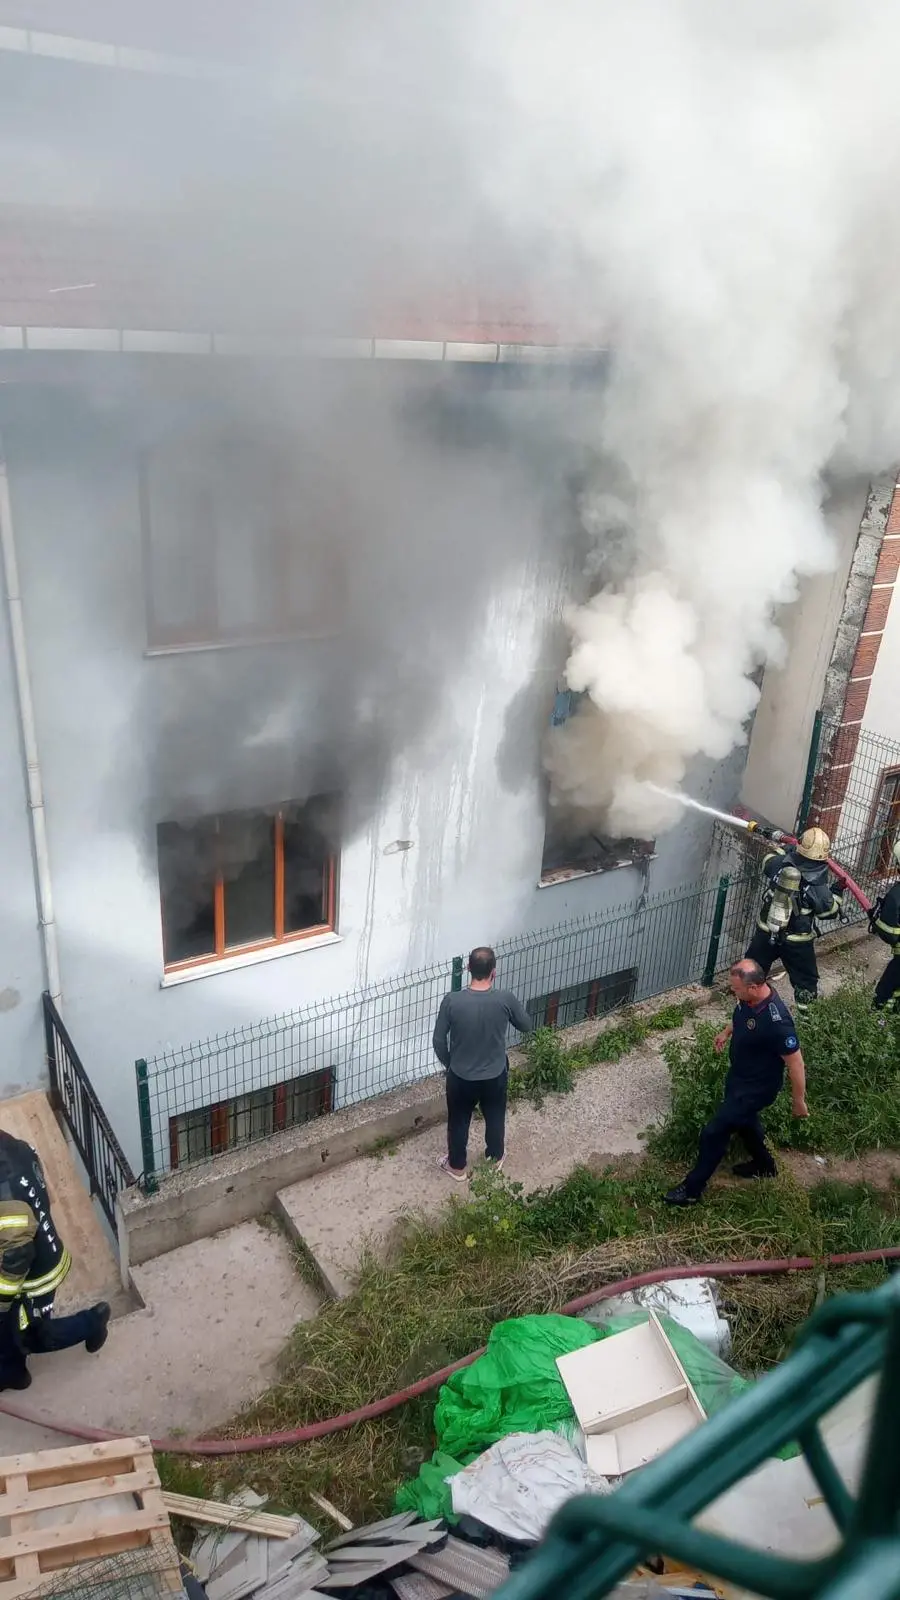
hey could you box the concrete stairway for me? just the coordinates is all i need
[0,1090,125,1313]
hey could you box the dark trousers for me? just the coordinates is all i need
[0,1298,99,1385]
[745,929,819,1004]
[446,1066,508,1170]
[874,955,900,1010]
[683,1088,778,1198]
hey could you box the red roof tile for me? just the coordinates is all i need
[0,205,603,348]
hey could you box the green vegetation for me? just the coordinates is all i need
[160,1157,900,1526]
[509,999,696,1107]
[649,980,900,1163]
[158,981,900,1529]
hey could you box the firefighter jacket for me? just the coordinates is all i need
[756,845,843,943]
[871,881,900,955]
[0,1130,71,1327]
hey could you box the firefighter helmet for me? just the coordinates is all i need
[797,827,831,861]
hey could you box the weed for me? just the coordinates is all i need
[509,999,696,1108]
[648,981,900,1163]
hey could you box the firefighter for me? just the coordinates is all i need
[744,827,843,1012]
[0,1126,110,1392]
[869,839,900,1011]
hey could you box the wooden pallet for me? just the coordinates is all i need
[0,1437,181,1599]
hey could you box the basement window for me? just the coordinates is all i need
[168,1068,334,1168]
[541,689,654,884]
[528,966,638,1029]
[157,796,339,972]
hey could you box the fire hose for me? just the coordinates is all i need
[733,810,873,914]
[2,1252,900,1455]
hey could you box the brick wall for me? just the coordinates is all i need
[809,478,900,833]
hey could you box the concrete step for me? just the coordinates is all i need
[0,1090,125,1313]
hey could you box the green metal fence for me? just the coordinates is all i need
[805,717,900,915]
[135,858,759,1187]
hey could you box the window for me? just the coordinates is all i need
[541,687,654,883]
[169,1067,334,1168]
[861,766,900,879]
[158,797,339,971]
[528,967,638,1029]
[140,427,346,650]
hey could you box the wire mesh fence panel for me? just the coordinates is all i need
[137,865,760,1181]
[806,718,900,918]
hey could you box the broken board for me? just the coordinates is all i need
[557,1311,706,1475]
[0,1437,181,1600]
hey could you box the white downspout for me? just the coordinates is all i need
[0,441,61,1003]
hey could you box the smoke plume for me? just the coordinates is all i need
[470,0,900,838]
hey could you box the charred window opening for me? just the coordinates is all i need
[541,689,654,883]
[140,426,347,651]
[157,795,339,970]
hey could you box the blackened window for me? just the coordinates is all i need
[158,798,338,970]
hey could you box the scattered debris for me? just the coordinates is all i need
[321,1515,445,1590]
[557,1310,707,1476]
[164,1493,303,1539]
[390,1574,453,1600]
[0,1436,181,1600]
[307,1493,353,1533]
[409,1536,511,1600]
[580,1277,732,1359]
[450,1432,610,1542]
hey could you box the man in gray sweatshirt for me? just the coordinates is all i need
[432,946,533,1180]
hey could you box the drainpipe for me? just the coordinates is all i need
[0,440,61,1003]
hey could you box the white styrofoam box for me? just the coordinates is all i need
[580,1277,732,1360]
[558,1312,707,1477]
[556,1317,687,1435]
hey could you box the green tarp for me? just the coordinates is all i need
[395,1310,794,1521]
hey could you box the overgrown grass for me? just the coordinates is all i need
[509,999,697,1107]
[648,980,900,1164]
[159,1157,900,1526]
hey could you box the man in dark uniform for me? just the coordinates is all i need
[870,839,900,1011]
[744,827,842,1012]
[0,1126,110,1392]
[664,959,808,1206]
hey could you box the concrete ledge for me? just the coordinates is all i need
[117,980,715,1272]
[118,1073,447,1271]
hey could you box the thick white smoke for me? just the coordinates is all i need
[469,0,900,838]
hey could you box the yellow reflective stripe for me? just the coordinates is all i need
[0,1216,32,1228]
[876,920,900,939]
[17,1303,28,1331]
[0,1273,26,1294]
[24,1248,72,1293]
[784,932,815,942]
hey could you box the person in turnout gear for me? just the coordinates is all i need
[869,838,900,1012]
[743,826,842,1012]
[663,959,808,1207]
[0,1127,110,1392]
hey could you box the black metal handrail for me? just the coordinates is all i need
[43,992,135,1238]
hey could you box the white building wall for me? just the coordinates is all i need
[0,367,745,1169]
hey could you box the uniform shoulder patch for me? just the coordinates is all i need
[784,1035,799,1052]
[768,1001,783,1022]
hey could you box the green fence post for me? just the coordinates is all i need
[134,1059,158,1195]
[796,707,823,832]
[702,876,730,986]
[451,956,464,992]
